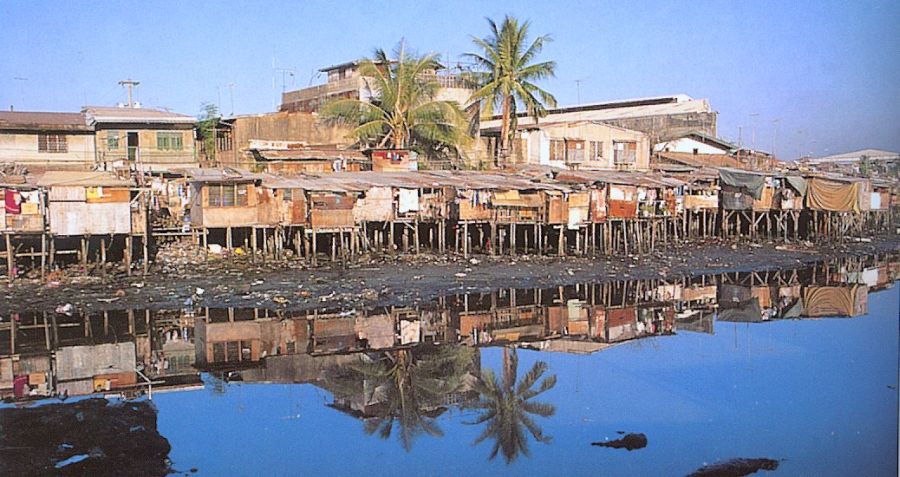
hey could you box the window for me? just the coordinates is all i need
[107,131,119,150]
[566,140,585,163]
[590,141,603,161]
[613,141,637,166]
[207,184,249,207]
[283,189,292,202]
[549,139,566,162]
[38,134,67,153]
[156,132,184,151]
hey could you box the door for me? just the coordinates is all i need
[127,132,139,161]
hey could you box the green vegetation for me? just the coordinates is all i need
[466,15,558,164]
[320,44,470,159]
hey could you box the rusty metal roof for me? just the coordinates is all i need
[0,111,90,132]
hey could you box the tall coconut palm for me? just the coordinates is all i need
[467,346,557,463]
[466,15,558,164]
[320,44,470,155]
[325,345,476,451]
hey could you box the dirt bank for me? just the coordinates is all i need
[1,235,897,315]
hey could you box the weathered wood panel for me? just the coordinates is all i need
[49,202,131,235]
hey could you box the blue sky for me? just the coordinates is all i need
[2,0,899,159]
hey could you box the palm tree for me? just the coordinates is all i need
[320,44,470,155]
[325,345,476,451]
[467,346,557,463]
[466,15,558,164]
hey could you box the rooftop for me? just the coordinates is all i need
[36,170,133,187]
[806,149,899,164]
[481,95,713,130]
[0,111,91,132]
[83,106,195,124]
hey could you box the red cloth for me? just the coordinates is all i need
[5,189,21,214]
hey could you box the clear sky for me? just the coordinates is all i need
[2,0,898,159]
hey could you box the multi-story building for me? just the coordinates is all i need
[85,106,198,173]
[0,111,95,170]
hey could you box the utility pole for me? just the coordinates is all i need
[118,79,140,108]
[772,118,780,158]
[226,82,236,116]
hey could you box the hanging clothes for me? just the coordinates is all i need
[5,190,21,214]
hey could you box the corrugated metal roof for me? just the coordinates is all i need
[0,111,90,131]
[83,106,195,124]
[808,149,899,164]
[481,95,711,130]
[180,167,266,183]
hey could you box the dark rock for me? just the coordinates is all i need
[591,432,648,451]
[686,458,780,477]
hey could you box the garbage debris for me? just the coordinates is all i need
[591,433,647,451]
[55,303,74,315]
[686,458,780,477]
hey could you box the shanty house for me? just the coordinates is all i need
[184,168,261,229]
[37,171,134,236]
[0,173,44,233]
[0,111,95,169]
[85,106,197,172]
[371,149,418,172]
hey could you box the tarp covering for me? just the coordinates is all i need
[802,286,866,317]
[806,178,860,212]
[719,168,766,199]
[785,176,808,196]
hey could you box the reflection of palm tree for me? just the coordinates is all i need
[468,346,556,463]
[326,345,475,451]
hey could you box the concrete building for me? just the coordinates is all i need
[800,149,899,178]
[653,131,735,155]
[0,111,95,170]
[85,106,197,173]
[279,60,475,113]
[481,94,717,147]
[482,121,651,171]
[208,111,356,169]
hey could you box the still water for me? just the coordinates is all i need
[2,256,898,476]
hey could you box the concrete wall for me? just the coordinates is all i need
[521,122,650,171]
[0,131,95,168]
[219,112,353,168]
[96,127,197,171]
[654,136,728,155]
[602,112,718,144]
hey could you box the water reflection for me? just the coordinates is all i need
[468,347,557,463]
[1,254,897,462]
[325,346,477,451]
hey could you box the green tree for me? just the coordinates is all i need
[467,347,557,463]
[197,102,220,164]
[466,15,558,164]
[320,44,470,155]
[325,345,476,451]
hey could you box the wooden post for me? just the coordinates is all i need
[557,226,565,257]
[40,233,46,280]
[251,227,257,263]
[142,234,149,275]
[311,228,318,266]
[510,222,516,256]
[5,234,13,280]
[125,235,132,276]
[463,222,469,258]
[414,219,420,255]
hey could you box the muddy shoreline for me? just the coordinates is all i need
[1,235,897,315]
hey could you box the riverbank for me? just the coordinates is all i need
[1,235,897,315]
